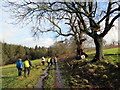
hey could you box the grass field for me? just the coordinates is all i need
[1,59,48,88]
[86,47,119,55]
[86,47,120,64]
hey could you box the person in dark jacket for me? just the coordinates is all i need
[16,58,23,76]
[50,58,53,66]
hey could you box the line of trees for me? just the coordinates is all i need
[1,38,76,65]
[2,42,47,65]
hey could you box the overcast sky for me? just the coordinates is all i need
[0,1,119,48]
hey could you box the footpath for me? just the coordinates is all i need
[36,63,65,88]
[54,63,65,88]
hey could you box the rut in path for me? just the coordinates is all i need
[36,63,65,88]
[54,63,65,88]
[35,67,49,88]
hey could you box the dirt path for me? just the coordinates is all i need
[35,67,49,88]
[54,63,65,88]
[36,63,66,88]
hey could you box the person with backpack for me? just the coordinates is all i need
[16,58,23,76]
[47,57,51,66]
[24,57,32,77]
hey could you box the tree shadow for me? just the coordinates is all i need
[104,54,120,56]
[1,76,18,79]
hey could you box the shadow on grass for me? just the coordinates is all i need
[1,76,19,79]
[104,54,120,56]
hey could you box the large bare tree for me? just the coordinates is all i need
[4,0,119,62]
[74,1,119,62]
[4,0,88,57]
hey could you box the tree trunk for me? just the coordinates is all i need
[92,37,104,62]
[76,43,82,56]
[75,31,88,59]
[76,40,88,60]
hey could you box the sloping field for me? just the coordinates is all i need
[1,59,48,88]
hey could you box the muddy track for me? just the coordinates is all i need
[35,66,50,88]
[36,63,65,88]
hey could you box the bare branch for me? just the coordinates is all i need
[100,13,120,37]
[97,7,120,24]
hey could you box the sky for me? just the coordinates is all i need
[0,15,56,48]
[0,1,119,48]
[0,1,57,48]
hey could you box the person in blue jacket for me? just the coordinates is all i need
[16,58,23,76]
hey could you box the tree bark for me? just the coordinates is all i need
[92,37,104,62]
[76,42,82,56]
[76,39,88,60]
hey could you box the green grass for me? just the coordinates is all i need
[103,48,119,54]
[1,59,48,88]
[104,55,120,64]
[87,47,120,55]
[86,47,120,64]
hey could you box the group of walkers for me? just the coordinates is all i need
[16,56,58,77]
[41,56,58,66]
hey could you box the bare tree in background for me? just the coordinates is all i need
[64,13,88,58]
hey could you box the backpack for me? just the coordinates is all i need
[24,60,30,67]
[16,61,22,68]
[47,58,50,62]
